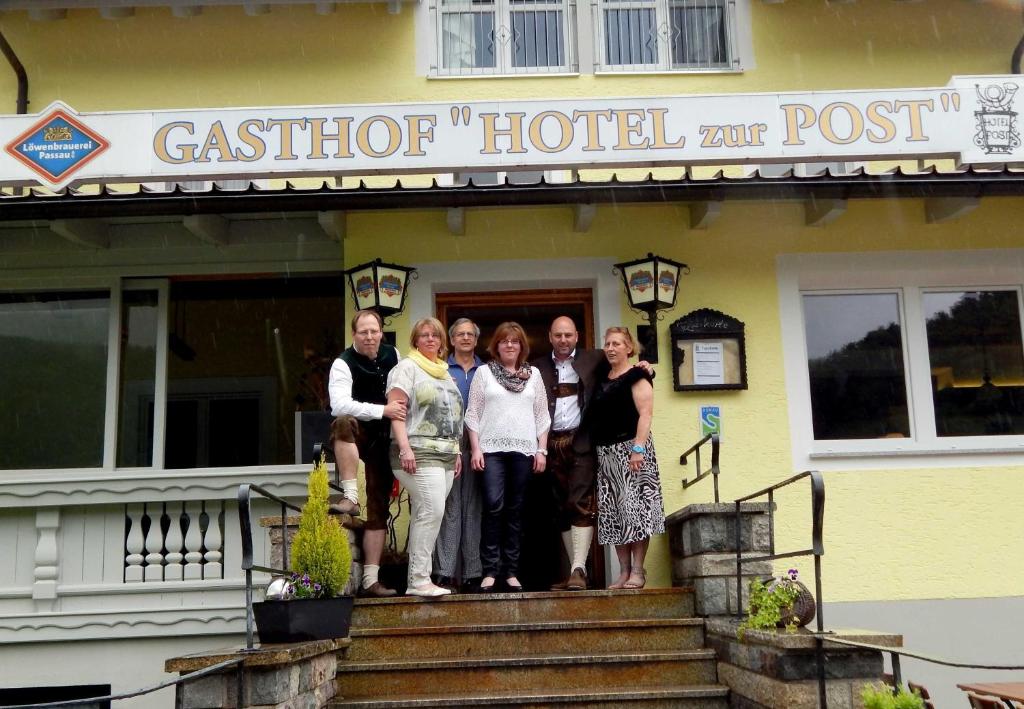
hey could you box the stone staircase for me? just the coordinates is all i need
[331,588,730,708]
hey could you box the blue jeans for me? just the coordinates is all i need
[480,452,532,578]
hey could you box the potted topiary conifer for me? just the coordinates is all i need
[253,456,354,643]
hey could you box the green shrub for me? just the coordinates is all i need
[860,683,926,709]
[290,456,352,598]
[737,568,802,639]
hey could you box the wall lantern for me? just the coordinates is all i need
[669,308,748,391]
[613,252,688,363]
[343,258,417,319]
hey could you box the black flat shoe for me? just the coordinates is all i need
[479,577,497,593]
[504,577,523,592]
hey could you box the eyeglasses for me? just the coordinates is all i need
[454,332,477,338]
[499,339,521,346]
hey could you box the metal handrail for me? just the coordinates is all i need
[734,470,826,707]
[679,432,721,502]
[5,657,244,708]
[237,482,303,651]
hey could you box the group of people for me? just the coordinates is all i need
[327,309,665,599]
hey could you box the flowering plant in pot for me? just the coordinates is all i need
[738,568,815,639]
[860,683,926,709]
[254,456,354,644]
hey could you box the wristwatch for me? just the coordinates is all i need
[631,444,645,454]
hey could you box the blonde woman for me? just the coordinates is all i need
[386,317,465,598]
[585,327,664,590]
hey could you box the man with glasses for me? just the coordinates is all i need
[432,317,485,593]
[328,309,406,597]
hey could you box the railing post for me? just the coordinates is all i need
[710,433,720,503]
[891,652,903,692]
[280,502,289,572]
[734,500,742,619]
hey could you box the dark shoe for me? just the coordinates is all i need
[550,576,571,591]
[504,577,523,593]
[434,575,458,593]
[566,567,588,591]
[360,581,397,598]
[461,577,482,594]
[329,499,361,517]
[479,576,497,593]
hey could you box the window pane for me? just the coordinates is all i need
[924,290,1024,436]
[803,293,910,440]
[165,276,344,468]
[442,9,496,69]
[0,292,110,469]
[669,2,727,67]
[511,10,564,67]
[604,7,657,65]
[117,290,158,467]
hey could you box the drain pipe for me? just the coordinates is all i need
[0,28,28,114]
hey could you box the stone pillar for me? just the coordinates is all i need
[260,514,363,596]
[167,639,347,709]
[705,619,902,709]
[665,502,773,617]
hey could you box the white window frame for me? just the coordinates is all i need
[592,0,739,73]
[430,0,578,77]
[779,250,1024,471]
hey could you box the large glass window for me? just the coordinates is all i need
[598,0,731,71]
[436,0,575,75]
[0,292,110,469]
[802,293,910,440]
[117,290,159,467]
[163,276,344,469]
[924,290,1024,437]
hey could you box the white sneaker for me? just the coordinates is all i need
[406,583,452,598]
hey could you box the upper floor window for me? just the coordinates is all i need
[595,0,734,72]
[433,0,577,76]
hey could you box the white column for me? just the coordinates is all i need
[164,502,185,581]
[124,504,145,583]
[143,502,166,582]
[203,502,223,580]
[183,501,204,581]
[33,509,60,607]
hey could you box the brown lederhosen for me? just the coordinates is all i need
[329,415,394,531]
[547,420,597,530]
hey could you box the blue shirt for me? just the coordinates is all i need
[447,353,483,404]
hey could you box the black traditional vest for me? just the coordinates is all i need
[339,345,399,438]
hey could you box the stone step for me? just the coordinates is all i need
[345,617,706,661]
[336,650,718,699]
[331,684,730,708]
[350,588,695,631]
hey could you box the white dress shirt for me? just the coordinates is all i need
[327,346,400,420]
[552,350,582,432]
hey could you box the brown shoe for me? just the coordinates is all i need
[566,567,588,591]
[329,499,361,517]
[360,581,397,598]
[550,577,571,591]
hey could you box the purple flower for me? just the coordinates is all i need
[787,568,799,580]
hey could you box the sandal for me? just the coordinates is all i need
[623,567,646,589]
[608,570,631,590]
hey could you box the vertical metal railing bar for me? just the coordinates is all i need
[679,432,720,501]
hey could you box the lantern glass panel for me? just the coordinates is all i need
[350,266,378,310]
[376,266,408,313]
[623,260,657,307]
[655,261,680,308]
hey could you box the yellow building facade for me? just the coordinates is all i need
[0,2,1022,706]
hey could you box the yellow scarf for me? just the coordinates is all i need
[407,348,449,379]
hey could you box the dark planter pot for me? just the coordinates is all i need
[253,596,354,644]
[774,580,816,628]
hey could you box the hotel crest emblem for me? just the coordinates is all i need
[974,82,1021,155]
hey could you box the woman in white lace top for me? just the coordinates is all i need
[465,322,550,592]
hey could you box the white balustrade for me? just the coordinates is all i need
[123,500,226,582]
[202,503,223,580]
[124,504,146,583]
[143,502,166,582]
[183,501,205,581]
[164,502,185,582]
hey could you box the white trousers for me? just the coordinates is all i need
[392,464,455,588]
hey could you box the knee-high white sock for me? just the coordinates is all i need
[362,564,380,589]
[570,526,592,572]
[561,529,573,561]
[340,479,359,504]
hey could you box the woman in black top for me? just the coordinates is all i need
[586,327,665,590]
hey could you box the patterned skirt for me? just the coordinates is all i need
[596,435,665,546]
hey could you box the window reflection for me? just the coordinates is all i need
[924,290,1024,436]
[0,292,110,469]
[117,290,158,467]
[164,276,343,468]
[803,293,910,440]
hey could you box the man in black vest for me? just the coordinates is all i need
[328,309,406,597]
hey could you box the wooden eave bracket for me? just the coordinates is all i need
[50,219,109,249]
[573,203,596,232]
[447,207,466,236]
[183,214,230,246]
[688,201,721,230]
[924,196,980,224]
[317,210,347,241]
[804,196,847,227]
